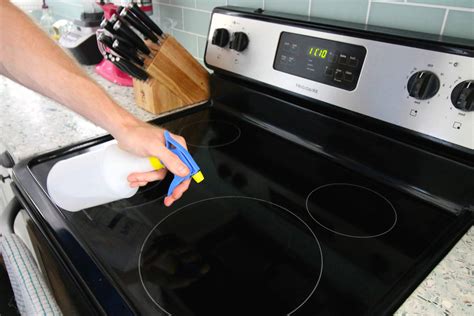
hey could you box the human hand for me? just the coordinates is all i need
[113,120,191,207]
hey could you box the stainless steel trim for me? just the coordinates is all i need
[205,13,474,150]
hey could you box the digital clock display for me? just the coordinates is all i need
[274,32,367,91]
[308,47,329,59]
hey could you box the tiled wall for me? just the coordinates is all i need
[16,1,473,62]
[153,0,474,63]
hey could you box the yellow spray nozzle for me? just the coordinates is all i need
[149,157,165,170]
[150,156,204,184]
[192,171,204,183]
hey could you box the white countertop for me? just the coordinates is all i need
[0,67,472,315]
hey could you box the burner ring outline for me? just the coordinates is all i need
[178,120,242,148]
[305,183,398,239]
[138,196,324,316]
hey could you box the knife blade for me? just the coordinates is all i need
[112,19,151,55]
[119,8,159,43]
[129,3,164,37]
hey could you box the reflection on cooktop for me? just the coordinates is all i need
[139,196,323,316]
[179,120,241,148]
[306,183,397,238]
[103,180,166,210]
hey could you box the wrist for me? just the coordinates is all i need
[107,106,143,140]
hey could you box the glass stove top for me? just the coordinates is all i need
[30,106,459,315]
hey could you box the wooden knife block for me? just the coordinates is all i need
[133,36,210,114]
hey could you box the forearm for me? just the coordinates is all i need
[0,1,139,136]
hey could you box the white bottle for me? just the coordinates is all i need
[39,5,55,37]
[47,142,163,212]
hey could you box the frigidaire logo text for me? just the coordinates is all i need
[296,83,318,94]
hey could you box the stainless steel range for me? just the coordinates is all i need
[10,6,474,315]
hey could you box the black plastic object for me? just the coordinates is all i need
[129,3,164,36]
[451,80,474,111]
[0,174,11,183]
[0,151,14,168]
[66,33,103,65]
[212,28,230,47]
[229,32,249,52]
[98,33,143,65]
[76,12,104,27]
[115,56,149,81]
[407,71,440,100]
[112,20,150,55]
[112,40,144,65]
[99,19,135,48]
[120,8,158,43]
[0,197,20,235]
[0,261,18,315]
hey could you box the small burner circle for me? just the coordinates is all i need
[306,183,397,239]
[139,196,323,315]
[178,120,241,148]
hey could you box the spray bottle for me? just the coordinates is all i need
[47,131,204,211]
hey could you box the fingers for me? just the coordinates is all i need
[128,169,167,183]
[153,143,189,178]
[170,133,187,149]
[164,179,191,207]
[130,181,148,188]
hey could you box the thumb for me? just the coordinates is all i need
[153,144,189,177]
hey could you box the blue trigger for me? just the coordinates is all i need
[164,131,203,196]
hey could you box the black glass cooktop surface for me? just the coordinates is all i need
[29,105,465,315]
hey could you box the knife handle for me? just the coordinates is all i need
[120,8,158,43]
[106,54,133,78]
[100,20,136,48]
[112,40,144,66]
[97,32,114,48]
[113,19,151,55]
[129,3,164,37]
[117,57,149,81]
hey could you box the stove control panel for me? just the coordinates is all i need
[205,12,474,150]
[274,32,366,91]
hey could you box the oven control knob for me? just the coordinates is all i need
[407,71,440,100]
[230,32,249,52]
[451,80,474,112]
[212,28,230,48]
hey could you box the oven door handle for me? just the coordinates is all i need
[0,197,20,235]
[0,197,62,315]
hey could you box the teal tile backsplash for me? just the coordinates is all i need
[172,29,198,55]
[196,0,227,11]
[264,0,310,16]
[408,0,474,9]
[42,0,473,61]
[228,0,263,9]
[157,3,184,29]
[311,0,369,24]
[170,0,195,8]
[183,8,211,36]
[369,2,446,34]
[443,10,474,40]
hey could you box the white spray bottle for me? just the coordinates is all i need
[46,131,204,211]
